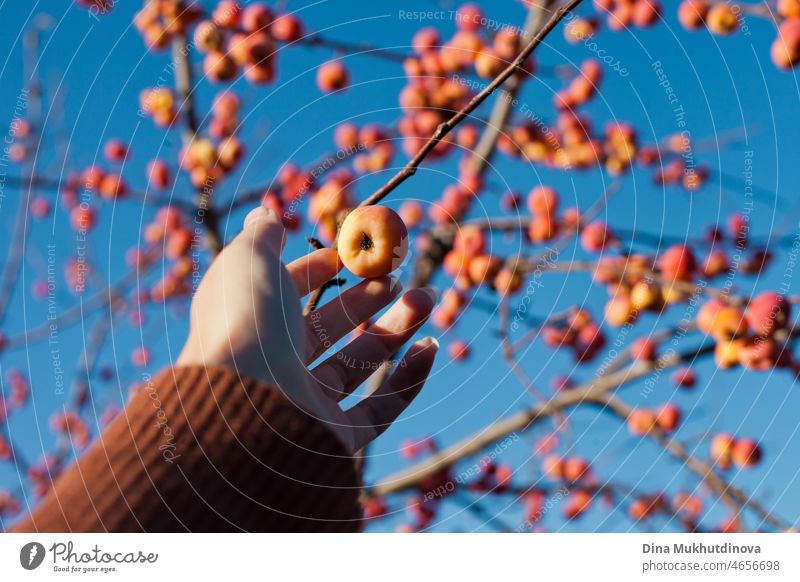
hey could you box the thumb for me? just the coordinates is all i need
[239,206,286,257]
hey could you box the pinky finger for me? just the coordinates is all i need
[345,337,438,451]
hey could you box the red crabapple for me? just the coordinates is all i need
[270,13,304,42]
[241,3,272,33]
[448,340,470,361]
[731,438,761,468]
[655,403,681,432]
[745,292,790,337]
[103,139,128,162]
[657,244,697,281]
[678,0,708,29]
[317,60,349,93]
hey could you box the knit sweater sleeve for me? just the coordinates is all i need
[10,365,363,532]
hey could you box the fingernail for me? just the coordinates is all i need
[419,286,438,304]
[262,206,278,222]
[244,206,266,229]
[420,336,439,350]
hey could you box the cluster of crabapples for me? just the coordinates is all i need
[4,117,32,164]
[677,0,800,70]
[135,1,317,87]
[710,433,762,470]
[398,4,528,159]
[50,139,131,235]
[140,205,196,302]
[698,292,793,371]
[542,309,607,363]
[179,94,244,187]
[379,435,713,528]
[627,403,682,435]
[432,222,526,316]
[591,0,663,31]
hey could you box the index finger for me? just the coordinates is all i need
[286,248,343,297]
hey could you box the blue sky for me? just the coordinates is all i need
[0,0,798,532]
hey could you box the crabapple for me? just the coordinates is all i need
[541,455,564,480]
[627,408,657,436]
[146,159,171,191]
[706,4,738,35]
[468,255,502,286]
[565,17,597,43]
[193,20,223,53]
[771,20,800,70]
[166,228,193,260]
[678,0,708,29]
[131,347,150,368]
[580,221,613,252]
[778,0,800,17]
[103,139,128,162]
[270,13,303,42]
[317,60,349,93]
[731,438,761,468]
[655,403,681,432]
[99,173,126,199]
[70,206,96,231]
[494,267,522,295]
[455,3,483,32]
[527,185,559,217]
[745,292,790,337]
[671,367,697,389]
[630,280,661,312]
[631,337,656,362]
[217,136,244,170]
[604,295,635,327]
[563,457,589,483]
[632,0,661,27]
[474,49,503,79]
[82,166,105,192]
[697,299,746,340]
[564,490,592,519]
[448,340,470,361]
[710,433,735,469]
[657,244,697,281]
[702,249,730,278]
[241,3,272,33]
[204,51,237,83]
[739,338,781,370]
[212,1,241,28]
[338,206,409,278]
[412,27,439,54]
[714,338,746,369]
[399,201,424,229]
[528,214,558,243]
[30,197,50,219]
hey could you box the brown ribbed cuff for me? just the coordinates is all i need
[12,365,363,532]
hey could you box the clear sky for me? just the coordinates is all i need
[0,0,798,532]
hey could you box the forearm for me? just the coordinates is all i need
[11,365,363,532]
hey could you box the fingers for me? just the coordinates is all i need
[304,276,400,363]
[286,248,343,297]
[345,337,438,450]
[311,287,435,400]
[238,206,286,257]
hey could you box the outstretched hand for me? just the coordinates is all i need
[177,205,438,454]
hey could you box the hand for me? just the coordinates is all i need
[177,206,438,454]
